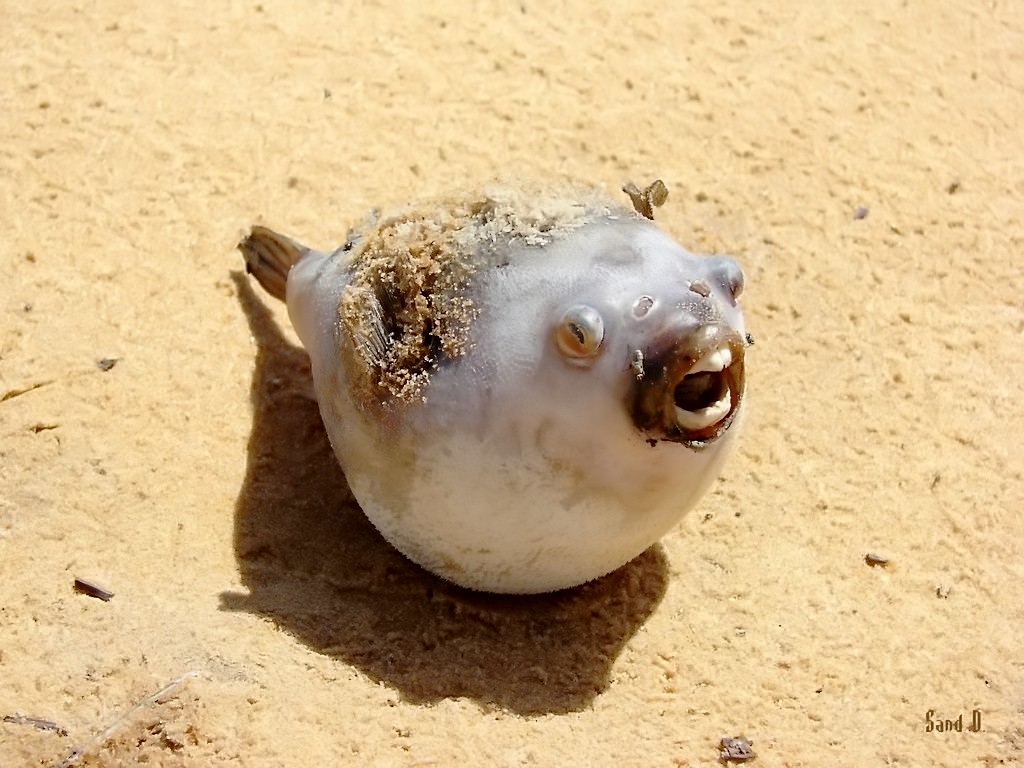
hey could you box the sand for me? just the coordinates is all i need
[2,1,1022,766]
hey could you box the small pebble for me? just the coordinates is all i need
[720,736,756,761]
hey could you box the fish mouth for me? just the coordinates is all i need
[629,323,746,449]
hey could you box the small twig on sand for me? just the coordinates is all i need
[72,578,114,602]
[3,713,68,737]
[55,671,199,768]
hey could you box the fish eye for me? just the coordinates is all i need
[556,305,604,360]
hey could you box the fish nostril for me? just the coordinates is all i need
[632,295,654,318]
[701,257,744,301]
[674,371,728,412]
[689,279,711,298]
[727,268,744,299]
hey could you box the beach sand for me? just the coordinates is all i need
[2,1,1022,765]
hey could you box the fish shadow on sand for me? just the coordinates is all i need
[220,273,668,716]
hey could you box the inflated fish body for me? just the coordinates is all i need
[240,182,748,593]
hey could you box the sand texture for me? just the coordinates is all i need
[2,1,1023,766]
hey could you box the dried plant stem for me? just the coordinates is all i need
[55,671,199,768]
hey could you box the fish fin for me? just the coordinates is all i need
[351,291,390,369]
[622,180,668,220]
[238,225,309,302]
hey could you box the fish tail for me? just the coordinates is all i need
[238,225,309,302]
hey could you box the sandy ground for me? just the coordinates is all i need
[2,1,1023,765]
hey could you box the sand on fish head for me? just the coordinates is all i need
[338,180,630,404]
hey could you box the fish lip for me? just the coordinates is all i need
[628,323,746,450]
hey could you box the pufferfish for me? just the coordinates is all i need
[239,180,749,594]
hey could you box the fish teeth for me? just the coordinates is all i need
[672,342,736,431]
[689,345,732,374]
[674,393,732,432]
